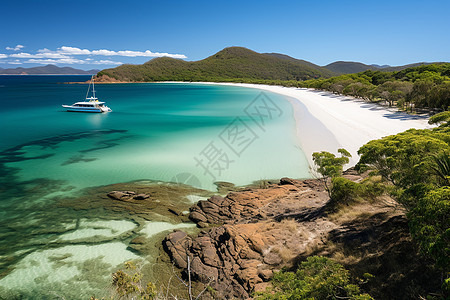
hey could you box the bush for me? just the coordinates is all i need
[329,177,362,210]
[255,256,373,299]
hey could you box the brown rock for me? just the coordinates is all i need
[190,256,219,282]
[163,231,191,269]
[189,211,208,223]
[168,207,181,216]
[279,177,297,185]
[254,282,271,293]
[258,268,273,281]
[197,221,209,228]
[107,190,136,201]
[130,236,146,245]
[263,251,282,265]
[133,193,149,200]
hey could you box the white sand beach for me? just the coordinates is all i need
[201,83,434,167]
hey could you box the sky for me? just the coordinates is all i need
[1,0,449,70]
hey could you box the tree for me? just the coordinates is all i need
[312,149,351,196]
[356,129,449,188]
[431,152,450,186]
[429,111,450,127]
[408,187,450,272]
[255,256,373,300]
[356,124,449,288]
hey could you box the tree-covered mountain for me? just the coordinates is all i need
[324,61,443,74]
[96,47,337,82]
[324,61,380,74]
[0,64,99,75]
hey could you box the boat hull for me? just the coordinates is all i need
[62,105,109,113]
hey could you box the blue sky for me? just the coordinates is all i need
[1,0,449,70]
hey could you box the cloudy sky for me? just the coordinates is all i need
[1,0,449,70]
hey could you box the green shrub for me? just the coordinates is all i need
[255,256,373,300]
[329,177,362,210]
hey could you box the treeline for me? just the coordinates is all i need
[299,63,450,111]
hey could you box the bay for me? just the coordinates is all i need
[0,76,310,298]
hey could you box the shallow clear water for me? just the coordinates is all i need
[0,76,310,298]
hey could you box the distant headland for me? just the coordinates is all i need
[0,64,99,75]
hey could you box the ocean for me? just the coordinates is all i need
[0,76,310,298]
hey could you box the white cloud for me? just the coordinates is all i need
[1,46,185,67]
[91,49,116,56]
[6,44,25,51]
[7,60,23,65]
[58,46,91,55]
[94,60,123,65]
[10,52,71,59]
[24,58,88,65]
[23,58,123,66]
[60,46,187,59]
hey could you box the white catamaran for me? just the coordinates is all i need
[62,76,112,113]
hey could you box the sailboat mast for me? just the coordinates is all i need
[85,76,92,100]
[92,76,96,99]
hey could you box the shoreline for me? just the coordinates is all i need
[192,82,434,167]
[66,79,434,167]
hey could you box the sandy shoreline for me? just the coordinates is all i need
[195,82,433,167]
[91,79,434,168]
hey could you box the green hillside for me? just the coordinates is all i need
[300,63,450,111]
[97,47,336,82]
[324,61,445,74]
[324,61,379,74]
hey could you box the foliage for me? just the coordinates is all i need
[431,152,450,186]
[356,128,449,188]
[312,149,351,197]
[408,187,450,271]
[329,177,362,210]
[429,111,450,126]
[328,176,386,211]
[111,261,156,299]
[356,122,450,285]
[300,63,450,111]
[255,256,373,300]
[312,149,351,178]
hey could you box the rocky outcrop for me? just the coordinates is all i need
[163,178,335,297]
[188,179,325,227]
[107,190,137,201]
[164,225,267,298]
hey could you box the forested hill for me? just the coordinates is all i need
[323,61,444,74]
[96,47,337,82]
[324,61,379,74]
[300,63,450,111]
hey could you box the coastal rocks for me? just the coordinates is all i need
[134,193,150,200]
[279,177,298,185]
[163,177,337,297]
[107,191,153,202]
[188,178,325,228]
[188,187,291,226]
[107,191,136,201]
[163,224,269,298]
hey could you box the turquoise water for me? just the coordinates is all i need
[0,76,310,298]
